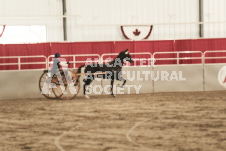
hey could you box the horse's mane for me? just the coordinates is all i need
[108,52,124,65]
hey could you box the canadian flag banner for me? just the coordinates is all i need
[121,25,153,41]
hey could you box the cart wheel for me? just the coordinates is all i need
[39,71,57,99]
[52,70,80,100]
[53,81,80,100]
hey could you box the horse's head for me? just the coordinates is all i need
[120,49,133,63]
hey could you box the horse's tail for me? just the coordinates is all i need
[76,64,86,83]
[78,64,85,74]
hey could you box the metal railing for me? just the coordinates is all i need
[153,51,203,65]
[204,50,226,64]
[1,51,226,71]
[0,55,47,70]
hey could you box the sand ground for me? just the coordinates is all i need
[0,91,226,151]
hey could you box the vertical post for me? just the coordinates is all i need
[177,52,179,65]
[47,56,50,70]
[73,56,76,69]
[45,57,48,70]
[150,54,155,67]
[100,55,104,64]
[62,0,67,41]
[202,52,205,91]
[199,0,204,37]
[18,57,21,70]
[152,55,155,93]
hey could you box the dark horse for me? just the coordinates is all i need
[77,49,133,98]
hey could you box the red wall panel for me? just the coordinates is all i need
[175,38,226,52]
[0,43,50,70]
[175,38,226,63]
[1,38,226,70]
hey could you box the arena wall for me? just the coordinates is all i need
[204,64,226,91]
[153,65,204,92]
[0,70,43,100]
[1,65,225,100]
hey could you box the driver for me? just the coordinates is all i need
[51,52,61,75]
[42,53,69,94]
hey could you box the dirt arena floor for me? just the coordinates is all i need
[0,91,226,151]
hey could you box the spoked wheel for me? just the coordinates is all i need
[39,71,57,99]
[52,70,80,100]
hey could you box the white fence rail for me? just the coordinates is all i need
[204,50,226,64]
[1,51,226,71]
[153,51,203,65]
[0,55,47,70]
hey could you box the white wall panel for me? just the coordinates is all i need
[0,0,225,42]
[67,0,199,41]
[203,0,226,38]
[0,0,63,42]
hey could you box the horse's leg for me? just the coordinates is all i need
[116,72,126,87]
[118,78,126,87]
[83,75,94,99]
[83,79,92,99]
[111,77,115,97]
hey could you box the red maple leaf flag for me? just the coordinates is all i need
[133,29,140,36]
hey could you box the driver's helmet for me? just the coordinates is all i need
[54,53,61,58]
